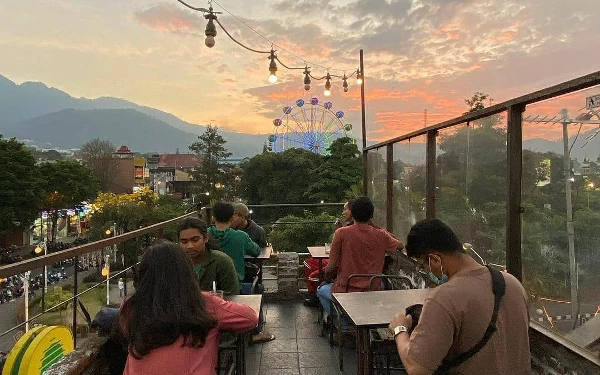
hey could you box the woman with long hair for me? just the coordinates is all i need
[119,241,258,375]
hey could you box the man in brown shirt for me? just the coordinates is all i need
[389,219,530,374]
[316,196,401,315]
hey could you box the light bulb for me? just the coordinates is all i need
[344,86,349,92]
[205,36,215,48]
[324,89,331,97]
[304,84,310,91]
[356,77,363,85]
[35,246,42,254]
[101,267,109,277]
[269,74,278,84]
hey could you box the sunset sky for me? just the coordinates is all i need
[1,0,599,142]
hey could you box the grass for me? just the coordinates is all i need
[28,283,107,327]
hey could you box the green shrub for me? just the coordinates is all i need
[269,211,336,253]
[45,287,74,311]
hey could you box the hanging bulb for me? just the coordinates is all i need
[204,11,217,48]
[303,66,311,91]
[324,89,331,96]
[268,49,278,83]
[324,72,331,96]
[343,74,349,93]
[356,68,363,85]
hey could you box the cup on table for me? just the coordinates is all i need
[324,243,331,254]
[210,290,224,299]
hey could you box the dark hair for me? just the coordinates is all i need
[350,196,374,223]
[212,202,234,223]
[120,241,217,359]
[405,219,461,258]
[178,217,208,236]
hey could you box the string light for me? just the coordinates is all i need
[303,66,311,91]
[324,73,332,96]
[176,0,364,94]
[268,49,278,83]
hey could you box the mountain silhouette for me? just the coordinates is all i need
[0,74,266,156]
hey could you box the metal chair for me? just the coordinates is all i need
[330,273,382,371]
[367,274,414,375]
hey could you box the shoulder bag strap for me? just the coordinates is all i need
[434,266,506,374]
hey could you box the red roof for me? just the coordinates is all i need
[115,145,133,154]
[158,154,201,168]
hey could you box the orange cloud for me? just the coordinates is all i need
[434,23,463,41]
[134,3,199,31]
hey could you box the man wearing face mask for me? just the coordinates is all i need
[388,219,530,375]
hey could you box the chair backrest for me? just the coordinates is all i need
[368,274,414,291]
[345,273,382,292]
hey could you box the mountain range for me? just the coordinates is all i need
[0,74,598,161]
[0,74,267,156]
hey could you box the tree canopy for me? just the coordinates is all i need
[0,135,43,234]
[189,125,232,203]
[38,160,99,241]
[80,138,117,191]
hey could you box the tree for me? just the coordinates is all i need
[464,92,490,113]
[240,148,321,204]
[0,135,43,235]
[189,125,232,201]
[80,138,117,191]
[304,137,362,202]
[269,211,337,253]
[38,160,99,242]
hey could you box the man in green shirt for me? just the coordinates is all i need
[178,217,240,296]
[207,202,261,283]
[208,202,275,343]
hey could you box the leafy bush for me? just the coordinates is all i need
[269,211,336,253]
[45,287,73,311]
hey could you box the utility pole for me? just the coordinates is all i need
[560,109,578,322]
[524,108,600,323]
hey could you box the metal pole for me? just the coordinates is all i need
[72,255,78,348]
[561,109,578,322]
[426,130,437,219]
[105,254,110,305]
[506,104,524,281]
[23,271,31,332]
[360,49,369,196]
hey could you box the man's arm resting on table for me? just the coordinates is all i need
[394,333,432,375]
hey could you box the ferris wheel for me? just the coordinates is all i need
[267,97,353,154]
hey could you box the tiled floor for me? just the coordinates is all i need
[243,299,358,375]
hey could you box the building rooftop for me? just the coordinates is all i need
[158,153,201,169]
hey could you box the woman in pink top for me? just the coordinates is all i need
[119,241,259,375]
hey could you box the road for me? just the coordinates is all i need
[0,264,102,353]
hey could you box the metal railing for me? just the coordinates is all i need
[362,70,600,368]
[0,211,198,349]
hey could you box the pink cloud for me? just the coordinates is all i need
[134,3,200,31]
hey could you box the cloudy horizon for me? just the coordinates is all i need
[1,0,599,143]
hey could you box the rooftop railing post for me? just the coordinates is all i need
[386,144,394,232]
[72,255,78,348]
[426,130,437,219]
[362,150,368,196]
[506,104,525,282]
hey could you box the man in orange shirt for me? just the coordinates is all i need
[316,196,401,316]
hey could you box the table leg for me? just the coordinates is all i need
[356,327,372,375]
[256,259,263,285]
[318,258,325,335]
[237,333,246,375]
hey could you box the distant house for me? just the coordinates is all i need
[150,152,201,197]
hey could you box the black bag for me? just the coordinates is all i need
[434,266,506,374]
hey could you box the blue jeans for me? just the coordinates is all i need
[317,283,350,329]
[316,283,333,315]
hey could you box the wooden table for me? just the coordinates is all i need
[225,294,263,375]
[307,246,330,283]
[332,289,431,375]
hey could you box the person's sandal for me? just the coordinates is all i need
[252,331,276,343]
